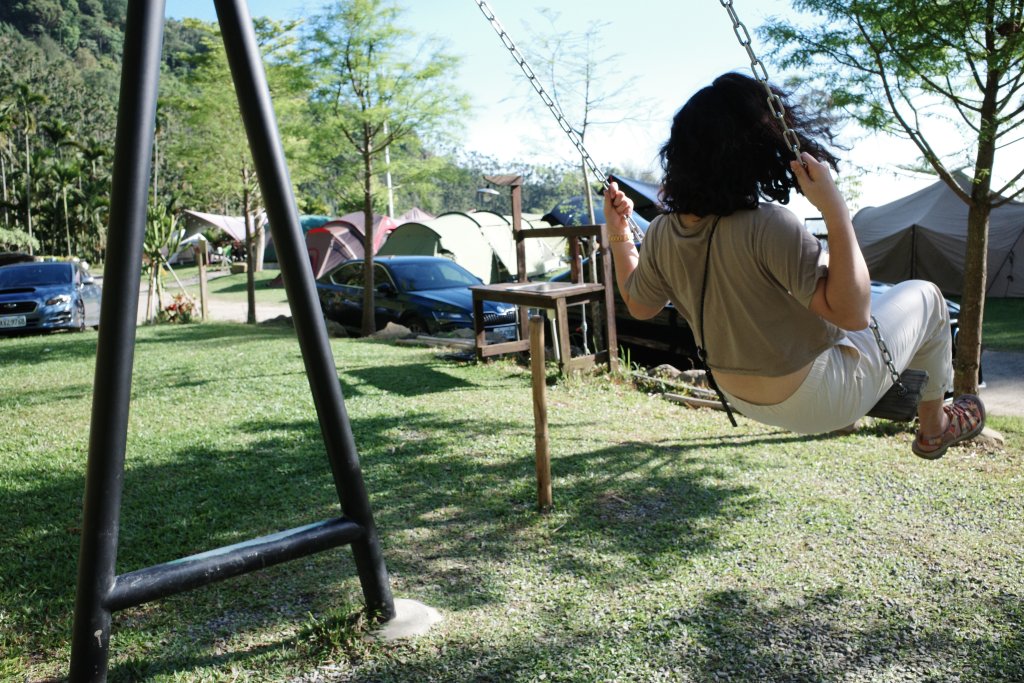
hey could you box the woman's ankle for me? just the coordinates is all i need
[917,398,947,437]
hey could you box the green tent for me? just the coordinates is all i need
[378,211,565,284]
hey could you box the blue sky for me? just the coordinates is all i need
[163,0,940,219]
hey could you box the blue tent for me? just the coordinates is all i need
[543,195,650,233]
[608,174,664,222]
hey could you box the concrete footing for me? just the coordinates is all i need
[372,598,443,642]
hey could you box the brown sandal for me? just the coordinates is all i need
[911,394,986,460]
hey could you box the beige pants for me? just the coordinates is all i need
[723,280,953,434]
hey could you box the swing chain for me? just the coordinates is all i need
[869,316,908,396]
[473,0,644,241]
[718,0,803,161]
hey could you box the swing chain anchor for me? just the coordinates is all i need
[718,0,803,161]
[473,0,644,242]
[869,316,908,397]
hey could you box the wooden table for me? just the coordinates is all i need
[471,280,617,374]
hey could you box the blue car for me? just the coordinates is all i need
[316,255,518,338]
[0,260,102,335]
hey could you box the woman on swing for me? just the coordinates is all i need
[603,72,984,459]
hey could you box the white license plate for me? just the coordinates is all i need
[493,324,518,341]
[0,315,26,328]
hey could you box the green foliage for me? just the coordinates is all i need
[0,225,37,251]
[761,0,1024,196]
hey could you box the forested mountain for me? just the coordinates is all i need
[0,2,596,263]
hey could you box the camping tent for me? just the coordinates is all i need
[542,195,651,232]
[182,210,250,242]
[305,223,366,279]
[608,174,664,222]
[377,211,566,284]
[396,207,434,225]
[167,232,208,265]
[337,212,398,252]
[853,172,1024,297]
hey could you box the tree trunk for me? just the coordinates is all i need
[953,68,1000,396]
[254,220,265,272]
[361,142,376,336]
[24,136,32,254]
[1,153,8,228]
[63,185,71,257]
[580,157,602,353]
[243,173,257,325]
[955,202,989,395]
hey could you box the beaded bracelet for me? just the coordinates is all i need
[608,233,633,243]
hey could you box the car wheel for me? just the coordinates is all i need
[402,315,431,335]
[76,301,86,332]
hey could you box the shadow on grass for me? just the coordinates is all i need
[104,583,1024,682]
[134,321,295,346]
[1,402,751,677]
[339,362,479,397]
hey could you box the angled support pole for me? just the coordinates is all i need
[69,1,393,680]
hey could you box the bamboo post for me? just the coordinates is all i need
[530,315,552,511]
[196,242,209,321]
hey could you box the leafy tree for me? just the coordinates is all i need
[304,0,468,335]
[162,18,309,322]
[522,9,648,224]
[762,0,1024,394]
[141,199,183,323]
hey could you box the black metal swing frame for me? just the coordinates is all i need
[69,1,394,680]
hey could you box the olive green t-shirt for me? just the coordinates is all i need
[624,204,843,376]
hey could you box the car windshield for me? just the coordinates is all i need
[0,264,73,288]
[388,261,481,291]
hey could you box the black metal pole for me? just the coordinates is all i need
[213,0,395,620]
[69,0,166,679]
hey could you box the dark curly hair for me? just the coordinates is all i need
[659,72,840,217]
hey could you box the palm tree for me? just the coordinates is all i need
[14,84,47,254]
[0,100,16,229]
[46,156,83,257]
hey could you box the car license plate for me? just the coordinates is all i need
[0,315,26,328]
[493,324,518,341]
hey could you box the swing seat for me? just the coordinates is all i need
[866,369,929,422]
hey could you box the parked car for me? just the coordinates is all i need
[0,252,34,267]
[316,255,519,338]
[0,260,101,335]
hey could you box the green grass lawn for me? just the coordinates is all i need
[159,266,290,305]
[1,325,1022,681]
[982,298,1024,351]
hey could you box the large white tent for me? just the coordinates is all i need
[853,172,1024,298]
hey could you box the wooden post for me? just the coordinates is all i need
[530,315,552,511]
[196,242,209,322]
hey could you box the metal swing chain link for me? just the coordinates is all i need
[870,316,908,395]
[473,0,645,242]
[718,0,802,161]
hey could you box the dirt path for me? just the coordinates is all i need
[979,349,1024,418]
[136,295,291,324]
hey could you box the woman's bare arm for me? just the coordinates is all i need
[603,182,664,320]
[791,153,871,331]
